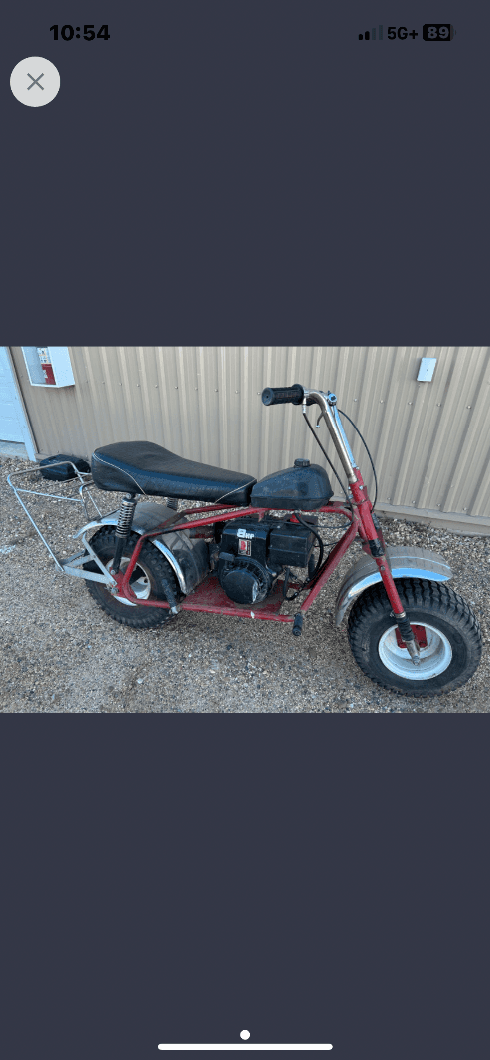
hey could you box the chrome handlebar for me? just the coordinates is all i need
[300,388,358,484]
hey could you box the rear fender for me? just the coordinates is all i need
[74,502,189,593]
[334,545,453,627]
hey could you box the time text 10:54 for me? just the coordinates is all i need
[49,25,110,41]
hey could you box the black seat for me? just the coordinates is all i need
[91,441,257,505]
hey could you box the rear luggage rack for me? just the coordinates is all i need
[6,461,111,581]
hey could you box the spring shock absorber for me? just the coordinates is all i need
[110,493,138,574]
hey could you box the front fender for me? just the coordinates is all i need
[334,545,453,627]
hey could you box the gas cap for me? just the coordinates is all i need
[294,458,310,468]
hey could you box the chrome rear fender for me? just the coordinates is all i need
[334,545,453,627]
[73,502,190,593]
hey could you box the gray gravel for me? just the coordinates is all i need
[1,455,489,713]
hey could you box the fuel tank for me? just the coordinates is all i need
[250,459,334,510]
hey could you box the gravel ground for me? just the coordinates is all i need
[1,455,489,714]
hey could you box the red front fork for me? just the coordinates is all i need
[350,470,421,653]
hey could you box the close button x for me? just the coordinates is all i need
[11,56,60,107]
[27,72,44,90]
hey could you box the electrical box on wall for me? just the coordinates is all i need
[21,347,75,388]
[417,357,437,382]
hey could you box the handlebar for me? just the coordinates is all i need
[261,383,358,484]
[261,384,315,406]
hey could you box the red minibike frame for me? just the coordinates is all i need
[109,471,407,629]
[107,383,422,654]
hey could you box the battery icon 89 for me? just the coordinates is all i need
[423,24,454,40]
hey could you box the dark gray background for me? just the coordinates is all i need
[2,1,488,341]
[1,717,488,1060]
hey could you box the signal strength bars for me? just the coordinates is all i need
[359,26,383,40]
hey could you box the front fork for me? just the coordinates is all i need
[351,472,421,664]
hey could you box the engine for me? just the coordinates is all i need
[216,516,317,605]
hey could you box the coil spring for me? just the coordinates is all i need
[115,495,137,537]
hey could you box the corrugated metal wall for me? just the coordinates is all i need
[10,346,490,533]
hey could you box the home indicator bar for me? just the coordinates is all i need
[158,1047,333,1052]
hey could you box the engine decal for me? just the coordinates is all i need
[238,538,252,556]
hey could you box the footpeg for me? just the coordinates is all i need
[292,613,304,636]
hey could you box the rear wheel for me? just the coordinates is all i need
[83,527,182,629]
[347,578,482,696]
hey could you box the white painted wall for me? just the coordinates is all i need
[0,348,36,459]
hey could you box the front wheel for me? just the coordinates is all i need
[347,578,482,697]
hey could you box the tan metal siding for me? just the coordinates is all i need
[9,346,490,532]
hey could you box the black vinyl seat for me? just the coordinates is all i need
[91,441,257,505]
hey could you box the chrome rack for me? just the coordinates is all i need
[7,461,109,578]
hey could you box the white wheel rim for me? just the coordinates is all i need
[105,557,151,605]
[378,622,452,680]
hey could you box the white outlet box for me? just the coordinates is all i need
[417,357,437,382]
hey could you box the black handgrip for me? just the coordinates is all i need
[262,384,304,406]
